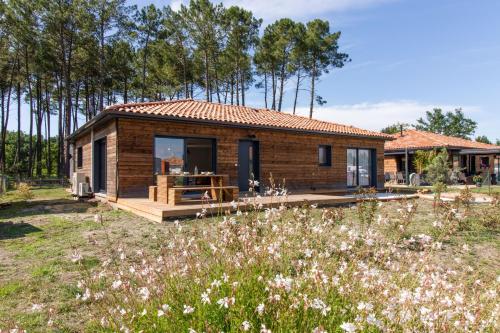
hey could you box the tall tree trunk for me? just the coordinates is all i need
[16,80,21,179]
[241,69,245,106]
[141,34,150,102]
[278,61,286,111]
[235,71,239,106]
[123,78,128,104]
[98,20,105,111]
[56,74,63,177]
[271,67,276,110]
[25,49,34,177]
[309,64,316,119]
[45,82,51,176]
[0,89,4,174]
[264,72,268,109]
[230,75,234,105]
[204,50,210,101]
[293,68,301,115]
[36,78,43,177]
[1,61,15,173]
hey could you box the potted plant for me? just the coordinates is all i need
[473,175,483,187]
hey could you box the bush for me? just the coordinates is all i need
[425,148,450,185]
[16,182,34,200]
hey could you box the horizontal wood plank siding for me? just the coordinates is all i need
[117,118,386,195]
[73,119,117,201]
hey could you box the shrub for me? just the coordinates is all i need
[16,182,34,200]
[425,148,450,185]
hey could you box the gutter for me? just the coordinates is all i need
[67,110,393,142]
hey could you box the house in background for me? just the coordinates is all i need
[384,129,500,184]
[67,99,392,203]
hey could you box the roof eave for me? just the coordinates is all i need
[67,110,392,141]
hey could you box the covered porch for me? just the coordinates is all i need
[384,148,499,185]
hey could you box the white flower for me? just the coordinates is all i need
[340,322,357,333]
[112,280,122,289]
[217,297,234,308]
[201,292,211,304]
[256,303,265,315]
[157,309,165,317]
[30,303,44,312]
[241,321,251,331]
[140,309,147,316]
[138,287,150,301]
[183,305,195,314]
[161,304,171,312]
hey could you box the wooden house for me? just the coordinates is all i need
[384,129,500,184]
[67,99,392,202]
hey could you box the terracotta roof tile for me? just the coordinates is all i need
[105,99,391,139]
[385,129,499,151]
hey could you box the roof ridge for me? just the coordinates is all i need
[102,98,392,139]
[105,98,193,110]
[189,99,381,135]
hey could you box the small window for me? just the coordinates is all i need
[318,145,332,166]
[77,147,83,168]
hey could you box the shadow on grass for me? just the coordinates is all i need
[0,199,98,220]
[0,221,43,240]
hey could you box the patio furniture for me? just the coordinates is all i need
[396,172,405,184]
[155,174,239,206]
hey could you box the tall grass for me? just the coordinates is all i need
[75,186,499,332]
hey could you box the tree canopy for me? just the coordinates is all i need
[415,108,477,139]
[0,0,348,178]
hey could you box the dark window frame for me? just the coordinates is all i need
[77,146,83,169]
[153,135,217,177]
[346,148,377,188]
[318,145,332,167]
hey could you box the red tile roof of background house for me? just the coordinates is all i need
[385,129,499,151]
[105,99,391,139]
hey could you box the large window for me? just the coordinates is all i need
[154,136,215,175]
[347,148,375,187]
[318,145,332,166]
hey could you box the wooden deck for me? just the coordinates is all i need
[112,192,418,222]
[113,194,356,222]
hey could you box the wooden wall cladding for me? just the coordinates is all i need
[117,118,386,195]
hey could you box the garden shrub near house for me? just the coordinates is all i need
[425,148,450,185]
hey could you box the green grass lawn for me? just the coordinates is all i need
[0,186,498,332]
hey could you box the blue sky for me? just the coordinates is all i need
[9,0,499,141]
[132,0,500,140]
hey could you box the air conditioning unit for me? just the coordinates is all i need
[72,172,86,195]
[78,182,91,197]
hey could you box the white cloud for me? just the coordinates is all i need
[288,100,482,132]
[222,0,396,21]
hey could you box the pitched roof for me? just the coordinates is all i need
[385,129,499,151]
[104,99,391,139]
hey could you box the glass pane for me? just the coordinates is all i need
[248,145,254,179]
[358,149,372,186]
[347,149,357,187]
[154,137,184,174]
[186,138,214,174]
[319,147,326,165]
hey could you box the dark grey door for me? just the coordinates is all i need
[238,140,259,191]
[93,138,107,193]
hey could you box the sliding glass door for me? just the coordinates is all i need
[154,136,215,175]
[347,148,376,187]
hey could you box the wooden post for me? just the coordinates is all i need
[405,147,409,185]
